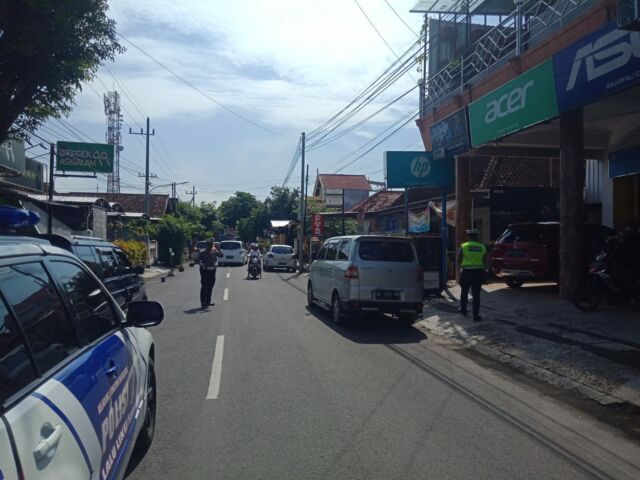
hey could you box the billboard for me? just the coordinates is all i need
[311,214,324,237]
[0,139,26,173]
[408,207,431,233]
[469,60,559,146]
[56,141,114,173]
[553,22,640,112]
[430,108,470,160]
[490,187,559,239]
[384,151,454,188]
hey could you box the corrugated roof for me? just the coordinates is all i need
[318,174,371,191]
[68,192,169,218]
[349,190,403,213]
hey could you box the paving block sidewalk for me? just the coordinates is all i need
[418,282,640,408]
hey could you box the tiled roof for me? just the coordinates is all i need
[318,174,371,191]
[349,190,403,213]
[475,157,559,189]
[67,192,170,218]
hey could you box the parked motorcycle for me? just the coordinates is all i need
[572,251,640,311]
[248,256,262,279]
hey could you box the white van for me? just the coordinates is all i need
[307,235,424,324]
[219,240,247,266]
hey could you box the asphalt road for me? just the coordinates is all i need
[126,265,640,480]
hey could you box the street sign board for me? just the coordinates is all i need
[553,22,640,112]
[384,151,453,188]
[0,139,26,173]
[469,59,559,146]
[430,108,470,160]
[56,141,114,173]
[311,214,324,237]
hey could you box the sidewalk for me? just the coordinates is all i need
[142,265,171,280]
[418,282,640,408]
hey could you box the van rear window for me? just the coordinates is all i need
[358,240,414,262]
[220,242,241,250]
[272,246,293,254]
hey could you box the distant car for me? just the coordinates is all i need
[189,240,210,266]
[37,233,147,311]
[0,234,163,480]
[308,235,424,324]
[263,244,297,272]
[490,222,616,288]
[219,240,247,266]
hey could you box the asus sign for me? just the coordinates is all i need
[554,22,640,111]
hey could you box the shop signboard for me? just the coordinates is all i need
[56,141,114,173]
[430,108,470,160]
[384,151,453,188]
[408,207,431,233]
[609,146,640,178]
[553,22,640,112]
[0,139,26,173]
[468,59,559,146]
[2,157,44,192]
[311,213,324,237]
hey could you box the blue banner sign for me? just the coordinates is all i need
[554,22,640,112]
[609,146,640,178]
[384,151,454,188]
[430,108,470,160]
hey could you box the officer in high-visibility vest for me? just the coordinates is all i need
[457,228,487,321]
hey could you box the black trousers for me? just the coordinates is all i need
[460,268,483,318]
[200,269,217,307]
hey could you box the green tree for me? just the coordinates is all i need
[265,186,299,220]
[304,197,357,238]
[156,215,189,265]
[217,191,260,228]
[0,0,124,143]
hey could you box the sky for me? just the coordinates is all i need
[35,0,426,206]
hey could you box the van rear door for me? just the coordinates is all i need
[355,239,419,302]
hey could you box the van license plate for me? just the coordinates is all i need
[226,256,233,259]
[375,290,400,300]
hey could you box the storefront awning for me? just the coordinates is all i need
[410,0,514,15]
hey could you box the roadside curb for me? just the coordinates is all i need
[414,319,640,409]
[143,267,171,280]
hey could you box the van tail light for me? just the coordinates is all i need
[345,265,359,280]
[416,267,423,283]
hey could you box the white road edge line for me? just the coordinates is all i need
[226,272,230,279]
[223,288,229,301]
[206,335,225,400]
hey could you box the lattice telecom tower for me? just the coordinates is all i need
[104,91,123,193]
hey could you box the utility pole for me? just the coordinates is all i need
[298,132,305,273]
[129,117,155,217]
[186,186,197,207]
[47,144,54,234]
[341,188,346,235]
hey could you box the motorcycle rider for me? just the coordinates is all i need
[247,243,262,278]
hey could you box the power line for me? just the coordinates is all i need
[384,0,420,38]
[118,32,295,140]
[353,0,398,57]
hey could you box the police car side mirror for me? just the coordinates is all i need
[134,265,145,275]
[126,301,164,327]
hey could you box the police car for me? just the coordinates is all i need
[0,207,163,480]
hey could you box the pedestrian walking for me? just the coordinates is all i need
[457,229,487,321]
[198,240,223,309]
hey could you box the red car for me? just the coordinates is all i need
[490,222,615,288]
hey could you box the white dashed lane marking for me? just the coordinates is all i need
[223,288,229,301]
[206,335,225,400]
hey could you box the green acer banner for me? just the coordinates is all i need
[56,141,114,173]
[469,59,559,147]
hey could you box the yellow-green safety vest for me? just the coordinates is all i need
[461,241,486,269]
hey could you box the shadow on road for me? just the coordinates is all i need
[305,306,427,345]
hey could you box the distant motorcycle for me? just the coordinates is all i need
[573,251,639,311]
[248,256,261,279]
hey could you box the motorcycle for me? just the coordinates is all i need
[572,251,640,311]
[248,256,262,279]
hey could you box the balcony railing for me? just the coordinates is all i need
[422,0,596,113]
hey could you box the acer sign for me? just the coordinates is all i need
[468,60,559,146]
[554,22,640,111]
